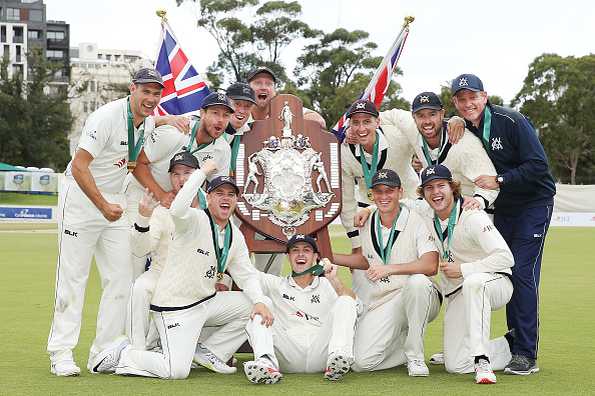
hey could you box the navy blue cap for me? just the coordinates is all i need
[201,92,235,113]
[420,164,453,186]
[168,151,199,172]
[451,74,484,95]
[226,82,256,105]
[371,169,401,188]
[286,234,319,253]
[132,67,164,88]
[246,66,277,83]
[346,99,379,118]
[207,175,239,194]
[412,91,443,113]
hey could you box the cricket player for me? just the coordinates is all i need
[243,235,360,384]
[127,151,200,351]
[334,169,441,376]
[247,66,326,128]
[339,99,419,253]
[408,91,498,210]
[46,68,164,376]
[418,164,514,384]
[94,160,273,379]
[124,92,233,278]
[451,73,555,374]
[223,82,256,176]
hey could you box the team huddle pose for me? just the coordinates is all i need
[47,65,555,386]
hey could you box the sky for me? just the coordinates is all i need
[45,0,594,104]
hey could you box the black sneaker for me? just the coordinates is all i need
[504,355,539,375]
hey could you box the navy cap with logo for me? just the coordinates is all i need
[246,66,277,83]
[132,67,164,88]
[201,92,235,113]
[346,99,379,118]
[168,151,199,172]
[206,175,239,194]
[420,164,453,186]
[226,82,256,105]
[451,73,484,95]
[286,234,319,253]
[371,168,401,188]
[411,91,443,113]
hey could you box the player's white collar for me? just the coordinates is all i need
[287,273,320,290]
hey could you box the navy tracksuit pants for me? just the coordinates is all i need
[494,204,553,359]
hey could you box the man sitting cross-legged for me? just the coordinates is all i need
[244,234,360,384]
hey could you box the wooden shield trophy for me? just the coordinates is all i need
[233,94,341,258]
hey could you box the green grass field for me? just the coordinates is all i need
[1,225,594,395]
[0,192,58,206]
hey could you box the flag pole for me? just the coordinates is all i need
[156,9,167,22]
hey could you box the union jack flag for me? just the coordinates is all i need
[331,21,412,141]
[154,20,210,116]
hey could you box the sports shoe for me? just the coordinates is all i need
[324,353,353,381]
[504,355,539,375]
[407,359,429,377]
[429,352,444,365]
[243,357,283,384]
[194,343,237,374]
[91,337,130,373]
[50,359,81,377]
[475,358,497,384]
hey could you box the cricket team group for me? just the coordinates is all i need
[46,65,555,385]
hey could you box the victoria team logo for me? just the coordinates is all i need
[491,137,503,151]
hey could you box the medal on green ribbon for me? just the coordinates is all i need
[291,263,325,277]
[433,199,460,261]
[197,188,207,210]
[359,132,379,201]
[208,211,232,279]
[481,106,492,151]
[185,121,211,154]
[374,207,401,265]
[229,135,241,177]
[421,128,447,166]
[126,97,145,172]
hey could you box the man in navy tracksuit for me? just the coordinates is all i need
[450,74,555,375]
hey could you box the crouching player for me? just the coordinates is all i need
[91,159,273,379]
[244,235,360,384]
[334,169,441,376]
[418,164,514,384]
[126,151,199,351]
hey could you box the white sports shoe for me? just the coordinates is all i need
[90,337,130,374]
[324,353,353,381]
[194,343,237,374]
[475,359,497,384]
[407,359,430,377]
[50,360,81,377]
[243,357,283,385]
[429,352,444,365]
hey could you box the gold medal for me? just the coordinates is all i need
[217,272,224,281]
[367,189,373,201]
[127,161,136,172]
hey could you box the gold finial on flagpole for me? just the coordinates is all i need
[156,9,167,22]
[403,16,415,28]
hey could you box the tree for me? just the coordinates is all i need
[0,50,72,170]
[295,28,408,127]
[512,54,595,184]
[181,0,319,87]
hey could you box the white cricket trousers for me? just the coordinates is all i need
[443,272,513,374]
[246,295,358,373]
[126,269,160,350]
[124,181,147,279]
[352,274,441,372]
[116,291,252,379]
[47,179,132,367]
